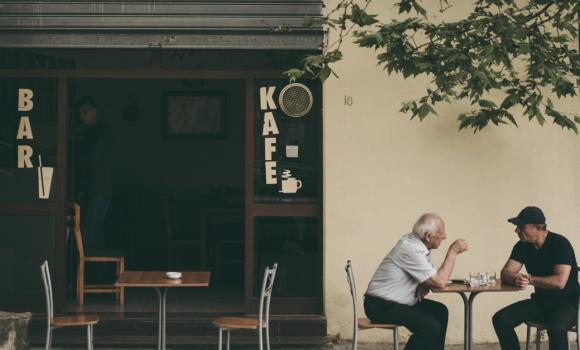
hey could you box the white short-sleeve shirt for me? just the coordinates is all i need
[365,233,437,306]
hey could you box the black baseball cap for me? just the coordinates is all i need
[507,206,546,226]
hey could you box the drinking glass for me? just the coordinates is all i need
[486,271,497,285]
[479,272,488,285]
[469,272,480,287]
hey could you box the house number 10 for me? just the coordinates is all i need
[344,95,353,106]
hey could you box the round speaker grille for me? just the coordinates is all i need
[278,83,313,118]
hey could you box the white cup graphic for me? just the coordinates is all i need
[280,177,302,194]
[38,166,54,199]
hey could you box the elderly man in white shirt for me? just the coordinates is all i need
[364,213,468,350]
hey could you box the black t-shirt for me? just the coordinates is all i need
[510,231,579,301]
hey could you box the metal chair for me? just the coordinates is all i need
[346,260,400,350]
[41,261,99,350]
[524,266,579,350]
[212,263,277,350]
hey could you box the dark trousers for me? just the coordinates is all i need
[492,297,578,350]
[81,194,111,251]
[364,295,448,350]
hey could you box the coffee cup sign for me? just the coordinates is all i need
[259,85,302,194]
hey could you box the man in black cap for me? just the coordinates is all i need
[492,206,579,350]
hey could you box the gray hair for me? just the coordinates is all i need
[412,213,443,239]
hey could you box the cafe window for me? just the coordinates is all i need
[253,80,321,203]
[0,78,58,202]
[253,216,321,298]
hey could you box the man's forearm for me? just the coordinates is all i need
[528,275,567,290]
[436,250,458,281]
[501,269,520,285]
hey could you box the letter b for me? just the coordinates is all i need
[18,89,34,112]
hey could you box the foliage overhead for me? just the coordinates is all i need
[286,0,580,133]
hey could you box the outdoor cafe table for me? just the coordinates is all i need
[115,271,211,350]
[433,280,520,350]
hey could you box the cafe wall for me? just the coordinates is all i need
[323,0,580,345]
[73,79,245,194]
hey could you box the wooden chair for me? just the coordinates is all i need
[41,261,99,350]
[212,263,278,350]
[346,260,400,350]
[73,203,125,305]
[524,266,579,350]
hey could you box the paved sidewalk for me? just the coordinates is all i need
[32,343,539,350]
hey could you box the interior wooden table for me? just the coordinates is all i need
[432,280,520,350]
[115,271,211,350]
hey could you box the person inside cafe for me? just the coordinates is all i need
[492,206,579,350]
[364,213,469,350]
[75,96,114,251]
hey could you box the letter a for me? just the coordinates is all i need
[262,112,279,136]
[259,86,277,110]
[16,116,34,140]
[18,89,33,112]
[17,145,33,168]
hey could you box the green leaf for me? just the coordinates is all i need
[351,4,379,26]
[478,99,497,109]
[315,65,332,82]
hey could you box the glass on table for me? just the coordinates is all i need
[486,271,497,285]
[469,272,480,287]
[479,272,488,285]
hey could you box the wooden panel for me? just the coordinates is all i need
[0,215,55,311]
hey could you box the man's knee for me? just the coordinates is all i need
[428,300,449,322]
[492,310,510,328]
[418,318,442,336]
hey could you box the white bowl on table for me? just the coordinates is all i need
[165,271,182,279]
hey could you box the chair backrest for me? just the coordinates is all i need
[72,203,85,259]
[345,260,359,334]
[258,263,278,327]
[40,261,54,323]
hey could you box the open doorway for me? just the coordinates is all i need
[65,78,245,313]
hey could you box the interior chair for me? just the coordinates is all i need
[41,261,99,350]
[212,263,278,350]
[346,260,400,350]
[524,266,579,350]
[73,203,125,305]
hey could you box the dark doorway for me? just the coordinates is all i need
[66,78,245,313]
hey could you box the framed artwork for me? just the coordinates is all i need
[163,91,225,139]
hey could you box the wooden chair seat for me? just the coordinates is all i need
[358,317,399,330]
[212,316,265,330]
[52,315,99,327]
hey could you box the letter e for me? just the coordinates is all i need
[265,161,277,185]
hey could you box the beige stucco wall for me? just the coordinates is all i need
[323,0,580,345]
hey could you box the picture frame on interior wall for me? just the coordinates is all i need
[163,91,226,139]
